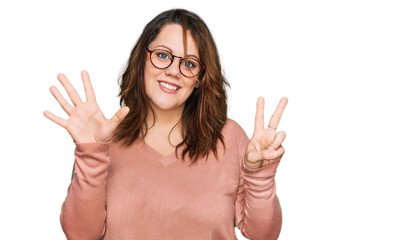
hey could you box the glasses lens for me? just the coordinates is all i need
[150,49,203,77]
[180,57,202,77]
[151,50,173,68]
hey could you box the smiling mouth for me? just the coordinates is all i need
[158,81,181,91]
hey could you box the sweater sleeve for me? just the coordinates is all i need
[233,123,282,240]
[60,141,111,240]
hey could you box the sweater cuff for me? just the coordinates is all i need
[241,159,278,208]
[73,141,111,189]
[75,141,112,154]
[74,139,112,152]
[242,159,278,178]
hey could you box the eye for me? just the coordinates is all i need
[182,58,198,69]
[156,51,170,60]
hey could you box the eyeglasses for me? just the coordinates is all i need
[146,47,206,78]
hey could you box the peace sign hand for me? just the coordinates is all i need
[245,97,288,170]
[43,70,130,144]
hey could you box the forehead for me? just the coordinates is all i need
[150,23,199,57]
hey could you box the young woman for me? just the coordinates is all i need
[44,9,288,240]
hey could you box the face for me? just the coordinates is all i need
[144,23,200,114]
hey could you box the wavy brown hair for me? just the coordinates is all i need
[112,9,229,164]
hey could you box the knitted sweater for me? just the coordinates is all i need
[60,119,282,240]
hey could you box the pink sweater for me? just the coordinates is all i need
[60,119,282,240]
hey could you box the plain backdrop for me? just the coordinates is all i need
[0,0,414,239]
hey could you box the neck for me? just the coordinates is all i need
[148,105,183,128]
[145,104,184,146]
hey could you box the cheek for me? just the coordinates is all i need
[183,82,197,95]
[184,77,198,88]
[144,62,154,79]
[187,81,197,89]
[144,69,157,98]
[144,63,161,86]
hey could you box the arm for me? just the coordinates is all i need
[234,130,282,240]
[234,97,288,239]
[60,141,111,240]
[43,71,129,239]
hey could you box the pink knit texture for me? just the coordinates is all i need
[60,119,282,240]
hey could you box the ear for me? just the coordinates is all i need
[194,80,200,88]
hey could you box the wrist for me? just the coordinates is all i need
[244,158,263,170]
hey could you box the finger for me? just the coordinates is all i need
[247,148,282,163]
[81,70,96,102]
[254,97,265,130]
[269,131,286,149]
[262,158,281,166]
[49,86,73,115]
[265,145,285,160]
[274,145,285,159]
[110,106,130,125]
[43,110,67,129]
[57,73,83,106]
[268,97,288,130]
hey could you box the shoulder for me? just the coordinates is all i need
[221,119,250,164]
[222,118,248,141]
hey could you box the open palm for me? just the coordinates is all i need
[245,97,288,170]
[43,70,130,144]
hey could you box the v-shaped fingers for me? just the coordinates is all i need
[268,97,288,130]
[254,97,265,130]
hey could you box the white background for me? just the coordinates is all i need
[0,0,414,239]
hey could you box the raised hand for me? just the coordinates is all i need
[245,97,288,170]
[43,70,130,144]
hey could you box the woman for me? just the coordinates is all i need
[44,9,288,240]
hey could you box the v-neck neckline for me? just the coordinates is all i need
[141,140,182,167]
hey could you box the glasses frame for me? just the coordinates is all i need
[146,47,206,78]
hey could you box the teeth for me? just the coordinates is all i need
[160,82,178,91]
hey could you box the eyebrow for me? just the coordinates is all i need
[153,44,200,59]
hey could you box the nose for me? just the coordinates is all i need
[165,56,181,78]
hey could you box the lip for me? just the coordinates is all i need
[157,80,181,94]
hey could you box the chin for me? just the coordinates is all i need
[151,99,181,111]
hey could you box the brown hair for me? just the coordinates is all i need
[112,9,229,164]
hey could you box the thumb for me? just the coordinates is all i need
[247,148,278,163]
[110,106,130,125]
